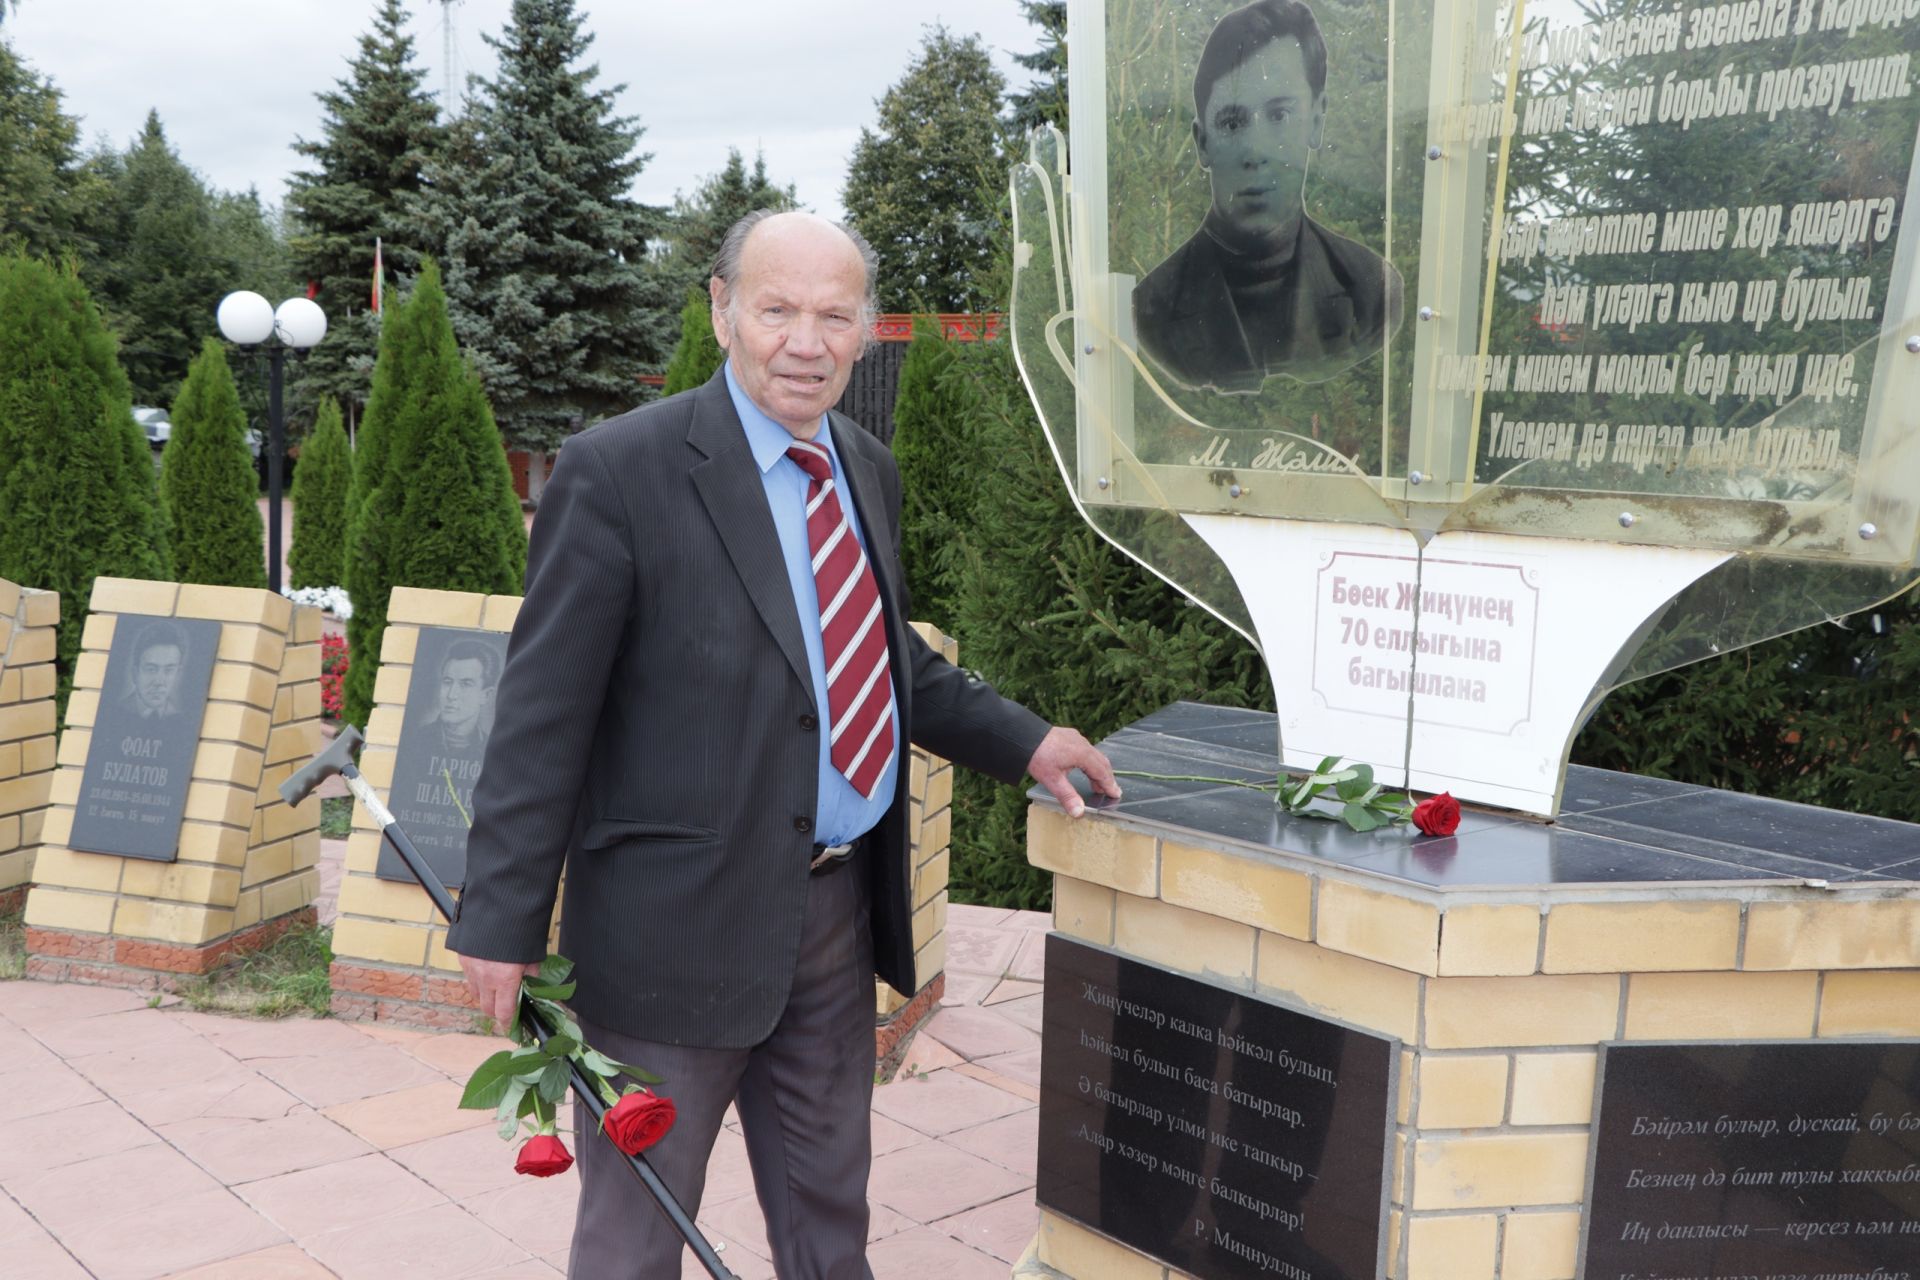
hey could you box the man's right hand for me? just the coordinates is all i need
[460,955,544,1035]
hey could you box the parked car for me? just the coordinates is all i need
[132,406,170,450]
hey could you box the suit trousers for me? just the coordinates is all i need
[568,852,878,1280]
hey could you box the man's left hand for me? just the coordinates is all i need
[1028,726,1122,819]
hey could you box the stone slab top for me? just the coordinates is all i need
[1032,701,1920,898]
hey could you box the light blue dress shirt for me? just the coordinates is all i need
[725,361,900,846]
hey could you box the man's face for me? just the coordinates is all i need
[438,657,494,731]
[136,643,182,713]
[1193,37,1326,245]
[711,214,868,439]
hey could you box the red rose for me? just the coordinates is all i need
[602,1089,677,1155]
[514,1133,574,1177]
[1412,792,1461,836]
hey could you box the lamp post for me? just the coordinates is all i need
[216,291,327,593]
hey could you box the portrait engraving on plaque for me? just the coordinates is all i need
[1132,0,1404,394]
[1585,1041,1920,1278]
[1038,934,1396,1279]
[377,625,507,891]
[70,614,220,862]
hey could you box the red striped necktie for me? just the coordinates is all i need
[785,441,896,800]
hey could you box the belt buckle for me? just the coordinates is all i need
[809,842,854,872]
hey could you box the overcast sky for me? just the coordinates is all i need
[3,0,1046,221]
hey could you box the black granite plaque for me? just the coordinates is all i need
[70,614,220,861]
[376,626,507,891]
[1038,935,1395,1280]
[1584,1042,1920,1278]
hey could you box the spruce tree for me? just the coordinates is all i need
[0,253,169,704]
[160,339,266,588]
[342,262,525,726]
[1007,1,1069,136]
[286,0,443,420]
[410,0,668,456]
[289,396,351,589]
[654,148,797,313]
[842,29,1007,312]
[887,321,974,631]
[660,287,723,396]
[0,41,97,261]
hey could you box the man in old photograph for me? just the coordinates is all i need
[1134,0,1402,392]
[423,637,501,755]
[116,621,187,721]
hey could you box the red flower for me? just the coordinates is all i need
[514,1133,574,1177]
[319,633,349,721]
[602,1089,676,1155]
[1412,792,1461,836]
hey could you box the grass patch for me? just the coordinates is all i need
[319,795,353,838]
[0,902,23,981]
[175,922,334,1018]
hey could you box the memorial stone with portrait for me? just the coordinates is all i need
[1009,0,1920,1276]
[377,625,508,891]
[70,615,219,861]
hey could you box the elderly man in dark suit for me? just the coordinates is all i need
[1133,0,1402,392]
[446,209,1119,1279]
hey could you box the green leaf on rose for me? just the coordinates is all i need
[495,1078,530,1139]
[542,1032,580,1059]
[522,980,577,1001]
[537,954,575,986]
[459,1050,524,1110]
[536,1057,570,1104]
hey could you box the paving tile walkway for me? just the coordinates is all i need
[0,901,1049,1279]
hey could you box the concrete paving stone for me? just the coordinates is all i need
[0,1098,160,1182]
[162,1242,340,1278]
[347,1020,437,1050]
[69,1035,245,1099]
[391,1125,531,1202]
[866,1224,1011,1278]
[117,1064,303,1127]
[994,992,1046,1034]
[0,1191,93,1279]
[896,1030,964,1077]
[0,1059,105,1120]
[32,1007,207,1058]
[870,1068,1031,1137]
[463,1263,563,1279]
[870,1112,924,1160]
[946,904,1017,929]
[867,1200,915,1242]
[322,1079,485,1149]
[0,980,148,1027]
[970,1048,1043,1089]
[57,1187,286,1280]
[0,1023,61,1073]
[462,1169,584,1258]
[405,1029,515,1079]
[162,1110,374,1184]
[698,1124,755,1204]
[5,1142,220,1238]
[238,1152,447,1239]
[1006,931,1048,982]
[932,1190,1042,1264]
[954,1061,1041,1101]
[1008,910,1050,931]
[917,1006,1039,1061]
[943,926,1021,977]
[983,978,1044,1006]
[301,1200,530,1280]
[937,970,998,1008]
[259,1041,447,1108]
[943,1109,1040,1179]
[180,1012,376,1061]
[698,1192,773,1262]
[867,1140,1031,1223]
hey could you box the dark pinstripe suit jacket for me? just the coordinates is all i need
[444,369,1049,1049]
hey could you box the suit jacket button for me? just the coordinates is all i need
[799,714,818,731]
[794,817,813,834]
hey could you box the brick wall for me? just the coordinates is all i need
[24,580,321,987]
[0,579,58,910]
[1025,802,1920,1280]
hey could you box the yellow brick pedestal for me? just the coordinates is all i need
[1020,705,1920,1280]
[23,580,320,988]
[0,578,59,913]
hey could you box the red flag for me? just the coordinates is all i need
[306,280,319,300]
[371,238,383,315]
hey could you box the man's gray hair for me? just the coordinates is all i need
[711,210,881,350]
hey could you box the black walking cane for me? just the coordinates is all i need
[282,725,740,1280]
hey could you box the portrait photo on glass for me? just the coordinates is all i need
[1132,0,1403,394]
